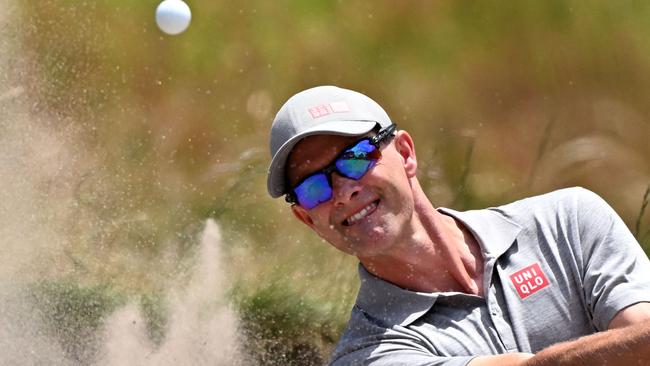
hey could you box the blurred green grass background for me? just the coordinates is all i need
[3,0,650,364]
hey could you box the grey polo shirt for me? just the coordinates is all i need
[330,187,650,366]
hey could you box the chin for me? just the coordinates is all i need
[330,215,397,253]
[340,231,391,257]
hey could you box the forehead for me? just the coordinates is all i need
[286,133,362,185]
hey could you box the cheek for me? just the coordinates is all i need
[306,205,334,230]
[377,151,407,178]
[374,160,409,192]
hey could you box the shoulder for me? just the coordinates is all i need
[491,186,607,224]
[499,186,597,211]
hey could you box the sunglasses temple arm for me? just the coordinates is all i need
[372,124,397,144]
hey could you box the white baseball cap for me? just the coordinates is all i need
[267,85,394,198]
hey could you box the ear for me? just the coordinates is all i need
[393,130,417,178]
[291,205,329,238]
[291,204,315,228]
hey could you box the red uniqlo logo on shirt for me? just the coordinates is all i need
[309,105,331,118]
[509,263,549,299]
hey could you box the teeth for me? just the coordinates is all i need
[347,202,378,225]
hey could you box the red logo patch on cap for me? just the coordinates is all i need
[309,105,331,118]
[509,263,549,299]
[308,101,350,119]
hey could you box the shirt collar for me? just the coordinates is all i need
[438,207,522,260]
[355,207,522,327]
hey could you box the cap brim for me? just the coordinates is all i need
[267,120,378,198]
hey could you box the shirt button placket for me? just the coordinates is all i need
[489,283,517,351]
[490,298,499,316]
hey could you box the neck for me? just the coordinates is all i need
[359,181,484,296]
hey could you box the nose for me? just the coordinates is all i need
[331,173,362,206]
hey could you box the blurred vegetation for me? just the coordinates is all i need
[235,283,343,365]
[3,0,650,364]
[29,282,127,364]
[29,282,169,363]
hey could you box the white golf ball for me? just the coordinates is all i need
[155,0,192,35]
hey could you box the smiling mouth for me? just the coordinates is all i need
[342,200,379,226]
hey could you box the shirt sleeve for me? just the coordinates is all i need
[329,311,476,366]
[575,188,650,330]
[331,347,475,366]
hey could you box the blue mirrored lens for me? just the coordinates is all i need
[294,173,332,209]
[336,159,374,180]
[335,140,378,179]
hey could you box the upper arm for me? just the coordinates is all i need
[575,189,650,330]
[609,302,650,329]
[468,353,533,366]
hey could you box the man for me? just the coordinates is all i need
[266,85,650,365]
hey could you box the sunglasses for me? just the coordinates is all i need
[286,124,397,209]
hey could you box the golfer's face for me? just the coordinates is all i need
[287,132,417,259]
